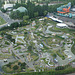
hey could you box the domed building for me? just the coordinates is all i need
[16,6,27,13]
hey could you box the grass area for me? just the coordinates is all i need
[15,46,21,50]
[31,55,39,61]
[46,37,60,45]
[2,60,27,73]
[0,54,12,59]
[56,51,65,60]
[48,19,57,25]
[18,38,24,42]
[54,27,75,34]
[0,16,6,25]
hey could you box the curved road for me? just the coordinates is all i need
[0,10,22,28]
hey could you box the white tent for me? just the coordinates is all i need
[56,23,67,28]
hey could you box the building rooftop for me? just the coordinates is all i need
[3,4,15,10]
[57,23,67,27]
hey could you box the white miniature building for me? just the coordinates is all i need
[56,23,67,28]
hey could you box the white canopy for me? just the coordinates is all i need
[57,23,67,27]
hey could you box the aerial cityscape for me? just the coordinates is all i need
[0,0,75,75]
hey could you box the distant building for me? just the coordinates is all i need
[65,22,75,28]
[3,4,15,10]
[1,0,48,4]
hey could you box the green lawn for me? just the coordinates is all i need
[0,16,6,25]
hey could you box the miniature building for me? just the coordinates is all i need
[56,23,67,28]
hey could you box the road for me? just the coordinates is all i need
[58,16,75,24]
[0,10,22,28]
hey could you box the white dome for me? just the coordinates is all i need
[57,23,67,27]
[17,6,27,12]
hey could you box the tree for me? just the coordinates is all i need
[23,15,29,21]
[51,53,57,58]
[55,66,65,70]
[1,8,7,13]
[34,12,38,17]
[18,62,21,66]
[43,10,47,16]
[6,34,12,40]
[28,46,33,51]
[13,65,19,70]
[6,62,12,68]
[21,62,26,70]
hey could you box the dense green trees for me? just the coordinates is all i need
[34,12,39,17]
[0,21,29,31]
[13,67,75,75]
[10,0,75,19]
[10,10,28,19]
[1,8,7,13]
[0,31,15,43]
[13,65,19,70]
[12,1,63,19]
[51,53,57,58]
[20,62,26,70]
[28,46,33,51]
[6,62,12,68]
[55,66,65,70]
[23,15,29,20]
